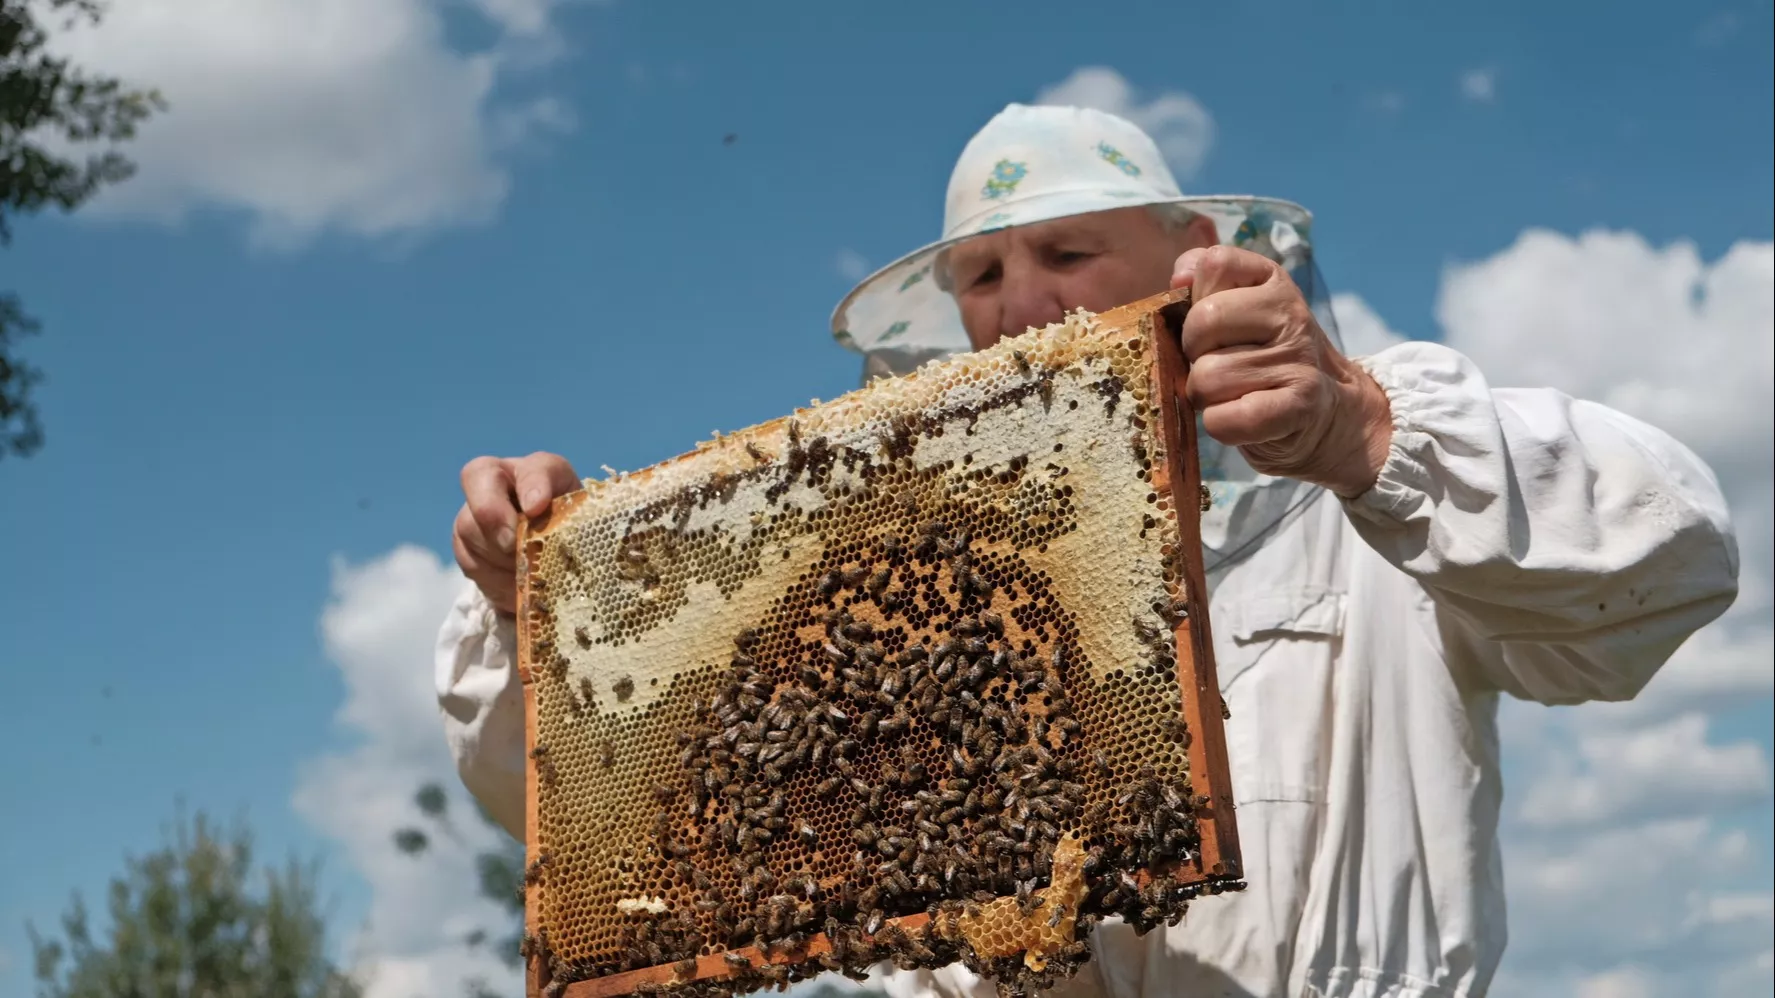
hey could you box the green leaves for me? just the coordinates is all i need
[1,0,164,459]
[26,807,362,998]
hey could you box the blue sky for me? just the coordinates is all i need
[2,1,1771,995]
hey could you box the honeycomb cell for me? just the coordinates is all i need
[516,298,1237,998]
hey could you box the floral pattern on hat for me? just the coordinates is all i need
[981,159,1027,200]
[977,211,1015,232]
[1096,141,1141,177]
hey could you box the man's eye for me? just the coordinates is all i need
[1053,250,1095,265]
[967,265,1001,289]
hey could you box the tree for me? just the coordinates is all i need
[26,806,363,998]
[1,0,163,459]
[393,782,527,995]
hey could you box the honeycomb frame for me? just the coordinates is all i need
[515,288,1240,998]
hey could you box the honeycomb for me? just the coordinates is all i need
[515,288,1242,998]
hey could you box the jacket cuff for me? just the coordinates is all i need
[1342,342,1478,528]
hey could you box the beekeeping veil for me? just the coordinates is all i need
[829,102,1340,571]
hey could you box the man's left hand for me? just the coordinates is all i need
[1171,245,1394,499]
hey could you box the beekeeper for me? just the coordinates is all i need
[437,104,1740,997]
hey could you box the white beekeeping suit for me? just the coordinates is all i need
[435,105,1740,998]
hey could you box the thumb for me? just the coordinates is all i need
[1171,247,1211,290]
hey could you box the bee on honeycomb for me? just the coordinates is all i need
[515,295,1239,997]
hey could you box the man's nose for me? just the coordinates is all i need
[998,269,1066,340]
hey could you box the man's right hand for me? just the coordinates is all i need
[453,452,581,616]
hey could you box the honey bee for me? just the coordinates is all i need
[612,674,636,701]
[529,744,556,784]
[524,852,549,884]
[745,441,766,463]
[1012,349,1032,375]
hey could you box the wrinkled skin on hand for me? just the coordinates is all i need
[1171,245,1393,499]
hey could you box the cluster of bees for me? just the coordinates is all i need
[555,523,1227,998]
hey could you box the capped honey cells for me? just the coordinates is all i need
[517,291,1242,998]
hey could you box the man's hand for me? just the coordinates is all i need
[453,452,580,616]
[1171,245,1393,498]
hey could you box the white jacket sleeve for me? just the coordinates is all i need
[1342,341,1739,705]
[435,580,527,840]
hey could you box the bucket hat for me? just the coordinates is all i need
[829,102,1341,380]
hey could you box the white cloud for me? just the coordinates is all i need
[46,0,580,250]
[836,249,871,283]
[1575,966,1657,998]
[1330,292,1409,358]
[1035,67,1215,180]
[1688,892,1775,930]
[1518,712,1770,829]
[1460,68,1497,103]
[1436,232,1774,504]
[294,546,521,998]
[1497,815,1770,983]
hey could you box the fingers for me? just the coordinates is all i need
[453,507,516,614]
[1199,383,1321,448]
[461,456,520,554]
[454,452,579,616]
[511,452,581,519]
[1184,346,1297,410]
[1171,245,1278,298]
[1179,285,1293,362]
[1170,247,1210,289]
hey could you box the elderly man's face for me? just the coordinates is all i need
[945,206,1218,350]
